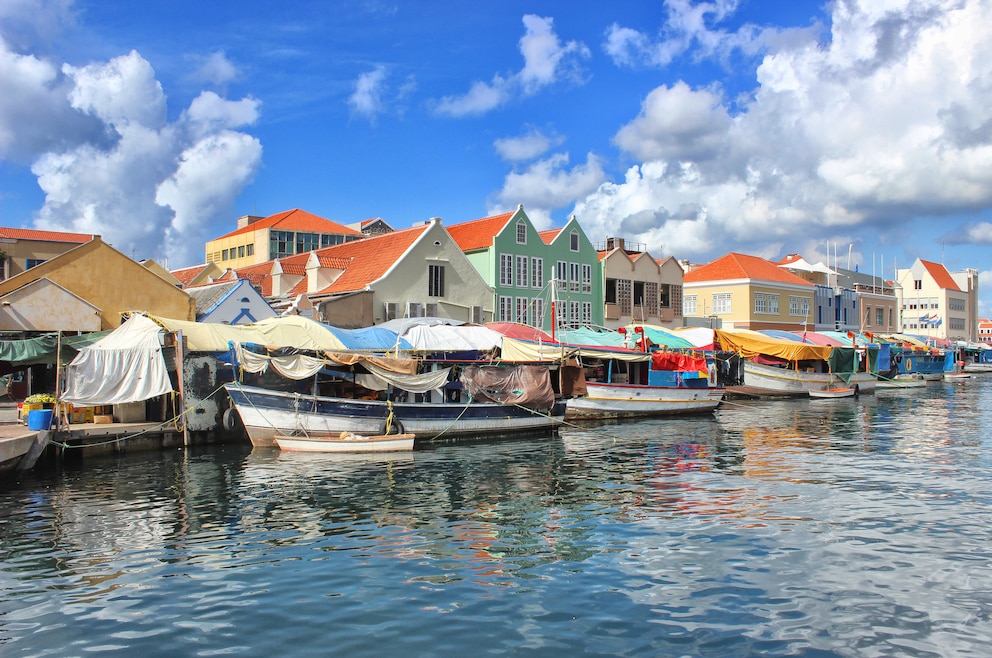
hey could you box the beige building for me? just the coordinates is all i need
[598,238,683,329]
[205,209,364,269]
[231,217,493,328]
[0,227,94,281]
[0,237,194,332]
[896,259,977,340]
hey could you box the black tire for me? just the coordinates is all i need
[382,418,404,435]
[222,407,239,431]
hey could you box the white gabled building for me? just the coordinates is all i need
[895,259,978,341]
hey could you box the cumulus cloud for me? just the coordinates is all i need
[562,0,992,265]
[492,152,606,228]
[434,14,590,117]
[494,128,563,162]
[604,0,819,68]
[190,51,239,87]
[5,42,262,267]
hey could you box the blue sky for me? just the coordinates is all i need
[2,0,991,314]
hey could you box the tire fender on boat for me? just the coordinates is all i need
[222,407,240,431]
[382,418,404,435]
[707,363,718,387]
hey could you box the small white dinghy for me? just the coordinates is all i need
[809,387,856,399]
[274,431,415,453]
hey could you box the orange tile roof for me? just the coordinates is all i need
[920,259,960,291]
[171,264,210,286]
[683,252,813,286]
[0,227,93,243]
[213,208,363,240]
[447,212,514,251]
[318,224,428,293]
[233,262,278,296]
[538,228,562,245]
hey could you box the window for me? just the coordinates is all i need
[516,221,527,244]
[570,301,580,325]
[515,297,530,325]
[768,294,779,314]
[222,249,229,260]
[634,281,645,307]
[754,293,767,314]
[646,282,659,311]
[712,293,732,314]
[26,258,45,270]
[500,254,513,286]
[270,231,294,258]
[428,264,445,297]
[516,255,528,288]
[247,244,254,256]
[532,299,544,328]
[531,257,543,289]
[605,278,618,304]
[914,279,922,290]
[876,308,884,326]
[557,261,567,289]
[569,263,580,292]
[238,245,246,258]
[582,302,592,325]
[499,296,513,322]
[684,295,697,315]
[570,231,579,251]
[321,234,344,247]
[582,264,592,293]
[296,232,320,253]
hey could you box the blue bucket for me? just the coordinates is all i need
[27,409,54,431]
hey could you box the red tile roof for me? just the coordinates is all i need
[233,262,277,296]
[538,228,562,245]
[920,259,960,291]
[0,227,93,243]
[315,224,429,294]
[213,208,363,240]
[683,252,813,286]
[447,212,514,251]
[171,264,210,286]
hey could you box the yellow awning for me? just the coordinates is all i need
[715,328,832,361]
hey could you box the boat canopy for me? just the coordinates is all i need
[792,331,845,346]
[759,330,805,342]
[146,313,351,352]
[486,322,556,343]
[322,324,412,351]
[624,324,697,349]
[715,328,832,361]
[556,327,629,348]
[401,324,503,352]
[498,337,650,363]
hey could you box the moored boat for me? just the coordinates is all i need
[809,387,855,398]
[876,373,927,389]
[274,431,415,453]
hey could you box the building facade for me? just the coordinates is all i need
[895,259,974,341]
[597,237,683,329]
[205,209,364,269]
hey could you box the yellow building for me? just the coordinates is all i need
[205,209,364,269]
[683,252,815,330]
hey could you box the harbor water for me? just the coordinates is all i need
[2,378,992,657]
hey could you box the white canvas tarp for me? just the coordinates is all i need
[402,324,503,352]
[61,314,174,405]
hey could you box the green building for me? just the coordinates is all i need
[447,205,603,331]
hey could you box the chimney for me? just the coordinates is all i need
[237,215,264,229]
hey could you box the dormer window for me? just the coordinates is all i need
[516,221,527,245]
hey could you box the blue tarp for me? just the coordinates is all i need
[759,330,805,342]
[322,325,412,351]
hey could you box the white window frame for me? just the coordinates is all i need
[581,264,592,294]
[713,292,732,315]
[582,301,592,325]
[515,297,530,325]
[516,221,527,245]
[499,254,513,287]
[499,295,513,322]
[515,255,528,288]
[684,295,697,315]
[569,262,580,292]
[531,257,543,289]
[532,298,544,328]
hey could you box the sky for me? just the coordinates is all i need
[2,0,991,315]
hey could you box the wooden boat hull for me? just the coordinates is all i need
[809,387,855,398]
[224,383,565,447]
[742,361,877,396]
[274,432,415,453]
[565,381,724,419]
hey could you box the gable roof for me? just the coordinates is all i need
[920,259,961,291]
[213,208,363,240]
[447,211,514,251]
[171,263,212,286]
[0,227,94,243]
[684,252,813,286]
[314,224,429,294]
[188,281,241,319]
[538,228,562,245]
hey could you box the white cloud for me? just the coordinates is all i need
[492,152,606,228]
[191,51,238,87]
[434,14,590,117]
[604,0,818,69]
[494,128,563,162]
[20,48,262,268]
[567,0,992,264]
[348,65,388,120]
